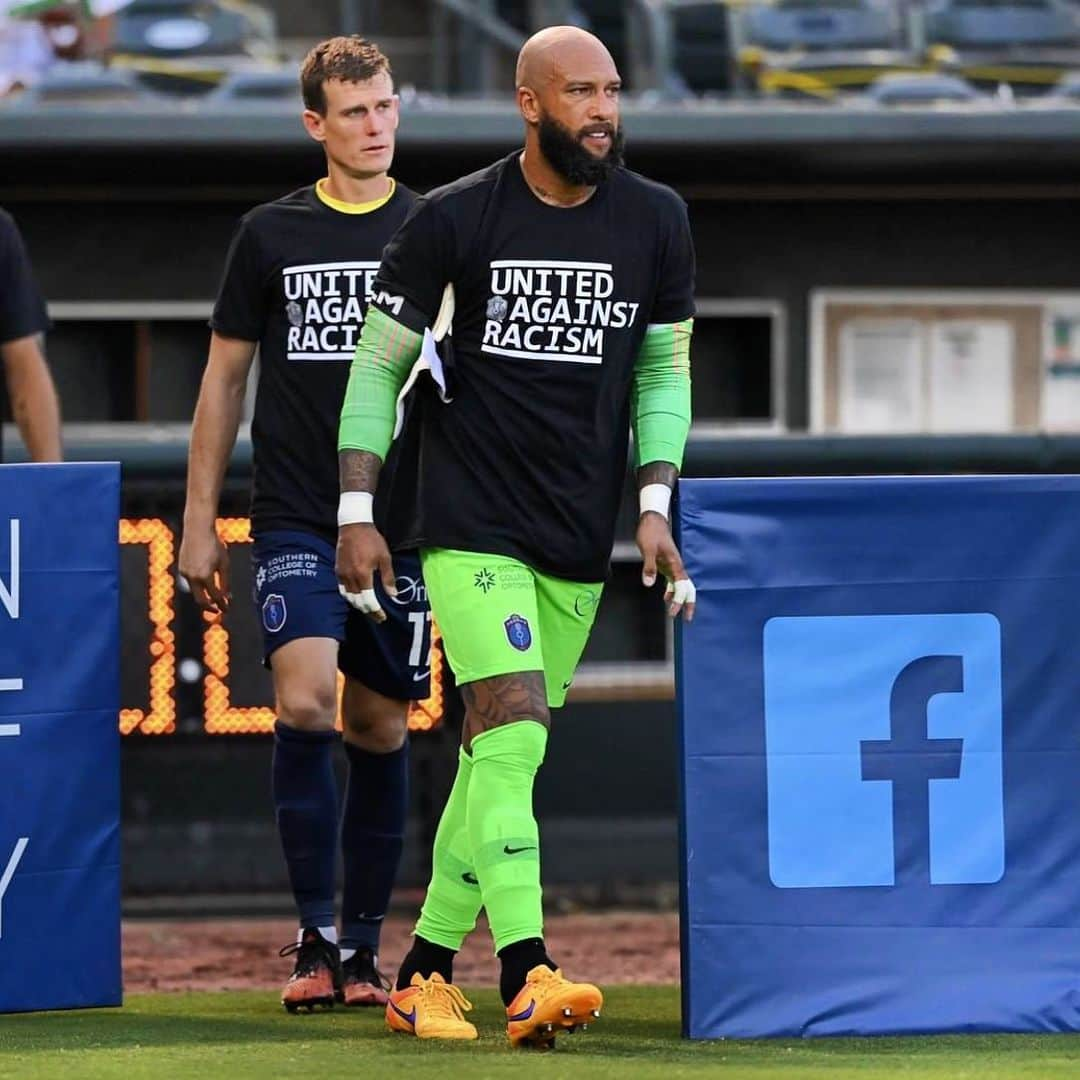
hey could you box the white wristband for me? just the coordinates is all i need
[640,483,672,520]
[337,491,374,527]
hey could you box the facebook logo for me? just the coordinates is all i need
[763,614,1004,889]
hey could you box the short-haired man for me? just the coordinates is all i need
[0,208,61,462]
[179,36,429,1013]
[337,26,695,1047]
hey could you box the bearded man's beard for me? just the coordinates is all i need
[537,113,625,186]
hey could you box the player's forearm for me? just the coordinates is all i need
[638,461,679,490]
[631,319,693,470]
[184,366,247,529]
[339,449,383,495]
[2,336,61,462]
[338,306,423,471]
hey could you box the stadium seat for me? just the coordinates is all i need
[866,71,982,103]
[742,0,899,51]
[732,0,918,98]
[207,68,298,102]
[108,0,278,96]
[113,0,251,58]
[11,62,146,106]
[923,1,1080,94]
[925,0,1080,49]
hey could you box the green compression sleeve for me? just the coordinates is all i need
[338,306,424,461]
[414,748,483,951]
[467,721,548,954]
[631,318,693,470]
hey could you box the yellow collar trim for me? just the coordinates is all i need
[315,177,395,215]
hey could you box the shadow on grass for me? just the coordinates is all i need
[6,991,1079,1067]
[0,1003,371,1053]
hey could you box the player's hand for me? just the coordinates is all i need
[336,523,397,624]
[637,512,696,622]
[179,524,231,615]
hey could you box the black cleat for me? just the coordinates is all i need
[339,947,390,1007]
[279,928,342,1013]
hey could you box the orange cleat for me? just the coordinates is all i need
[505,965,603,1049]
[279,928,342,1013]
[385,972,478,1040]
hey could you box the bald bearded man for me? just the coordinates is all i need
[336,26,696,1047]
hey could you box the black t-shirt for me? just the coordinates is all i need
[0,209,51,462]
[372,152,695,582]
[211,182,416,542]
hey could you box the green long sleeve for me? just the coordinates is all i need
[631,319,693,470]
[338,306,423,461]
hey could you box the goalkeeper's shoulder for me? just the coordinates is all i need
[399,158,504,233]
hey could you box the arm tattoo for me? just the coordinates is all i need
[461,672,549,748]
[637,461,679,490]
[339,449,382,494]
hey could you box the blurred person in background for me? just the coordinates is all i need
[0,209,62,462]
[336,24,695,1047]
[179,36,428,1014]
[0,0,51,93]
[0,0,133,94]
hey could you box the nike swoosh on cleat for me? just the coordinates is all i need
[561,680,573,690]
[413,670,431,682]
[390,1001,417,1026]
[504,844,537,855]
[461,872,479,885]
[507,999,536,1022]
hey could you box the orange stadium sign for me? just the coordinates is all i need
[119,517,444,736]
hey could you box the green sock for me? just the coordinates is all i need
[414,747,483,950]
[467,720,548,954]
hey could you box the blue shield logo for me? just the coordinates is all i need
[262,593,287,633]
[763,613,1004,889]
[504,613,532,652]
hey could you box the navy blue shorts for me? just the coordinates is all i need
[251,530,431,702]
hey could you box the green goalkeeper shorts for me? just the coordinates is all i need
[420,547,604,708]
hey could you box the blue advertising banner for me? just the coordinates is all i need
[678,475,1080,1038]
[0,463,120,1013]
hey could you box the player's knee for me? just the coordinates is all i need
[275,681,338,732]
[342,685,408,752]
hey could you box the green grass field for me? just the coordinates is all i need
[3,987,1080,1079]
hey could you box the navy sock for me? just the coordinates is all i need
[340,739,409,952]
[272,721,338,929]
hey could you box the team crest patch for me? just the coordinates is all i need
[286,300,303,327]
[486,296,508,323]
[504,613,532,652]
[262,593,287,633]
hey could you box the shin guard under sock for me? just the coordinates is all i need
[340,739,409,952]
[272,721,338,928]
[466,721,548,954]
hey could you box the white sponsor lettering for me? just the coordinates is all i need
[0,838,28,940]
[0,520,18,620]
